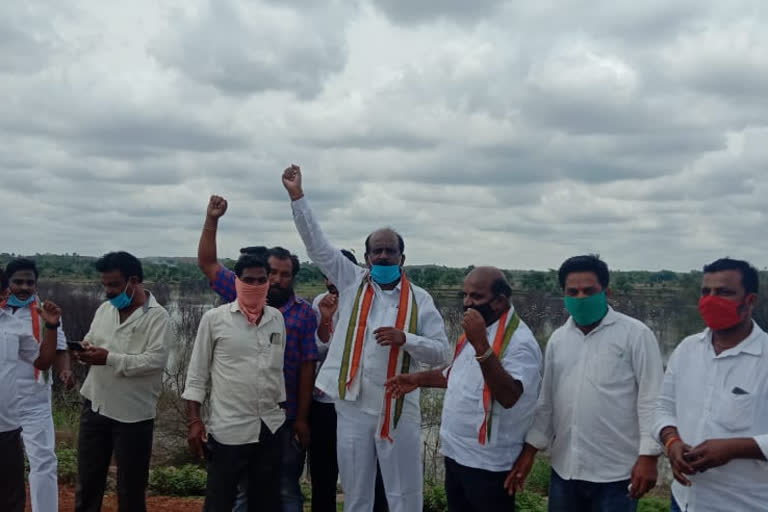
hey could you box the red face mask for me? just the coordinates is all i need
[698,295,747,330]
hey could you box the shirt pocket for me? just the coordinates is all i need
[268,332,285,369]
[2,333,18,362]
[713,389,754,433]
[586,344,633,388]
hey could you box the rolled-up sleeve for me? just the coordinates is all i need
[106,309,171,377]
[181,311,214,404]
[502,331,543,396]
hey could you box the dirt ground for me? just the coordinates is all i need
[27,486,204,512]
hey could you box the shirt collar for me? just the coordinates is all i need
[279,294,297,314]
[230,301,278,323]
[697,320,765,357]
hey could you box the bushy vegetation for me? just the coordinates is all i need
[148,464,207,496]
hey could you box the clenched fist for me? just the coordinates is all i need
[282,165,304,201]
[206,195,228,219]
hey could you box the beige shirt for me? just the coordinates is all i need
[182,302,286,445]
[80,292,172,423]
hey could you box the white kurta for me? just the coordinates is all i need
[291,196,450,512]
[4,303,67,512]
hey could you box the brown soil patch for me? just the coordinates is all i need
[27,486,204,512]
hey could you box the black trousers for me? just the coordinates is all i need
[308,400,389,512]
[0,428,26,512]
[444,456,516,512]
[75,401,155,512]
[204,422,282,512]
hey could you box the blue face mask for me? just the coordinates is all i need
[6,294,35,307]
[109,283,134,310]
[370,264,401,285]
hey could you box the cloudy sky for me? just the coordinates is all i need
[2,1,767,271]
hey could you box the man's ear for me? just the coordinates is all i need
[400,254,406,267]
[605,287,612,298]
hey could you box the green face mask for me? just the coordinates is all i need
[564,291,608,327]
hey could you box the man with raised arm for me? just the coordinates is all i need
[282,165,449,512]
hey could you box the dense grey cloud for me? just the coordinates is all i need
[1,0,767,271]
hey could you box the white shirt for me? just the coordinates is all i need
[312,291,337,404]
[0,309,39,432]
[182,303,287,445]
[2,303,67,415]
[80,292,172,423]
[526,307,664,482]
[292,197,450,421]
[654,322,768,512]
[440,311,542,471]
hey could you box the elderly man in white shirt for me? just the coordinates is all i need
[73,251,172,512]
[184,253,286,512]
[655,258,768,512]
[0,268,61,512]
[283,165,450,512]
[2,258,72,512]
[506,255,664,512]
[387,267,542,512]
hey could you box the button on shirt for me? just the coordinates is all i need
[440,312,542,472]
[209,267,318,420]
[182,303,287,445]
[654,322,768,512]
[292,197,450,422]
[80,292,172,423]
[2,303,67,415]
[526,307,664,482]
[0,310,39,432]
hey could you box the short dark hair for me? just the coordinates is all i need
[491,277,513,298]
[240,246,268,257]
[558,255,610,290]
[5,258,39,281]
[364,229,405,255]
[0,268,8,291]
[341,249,358,265]
[703,258,759,295]
[268,246,300,276]
[94,251,144,282]
[234,253,270,279]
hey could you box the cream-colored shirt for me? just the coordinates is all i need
[80,292,172,423]
[182,303,286,445]
[526,307,664,482]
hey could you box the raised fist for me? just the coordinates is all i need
[282,165,303,200]
[206,195,228,219]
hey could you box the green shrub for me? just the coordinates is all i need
[527,456,551,495]
[517,490,547,512]
[57,447,78,485]
[638,495,670,512]
[149,464,207,496]
[423,481,447,512]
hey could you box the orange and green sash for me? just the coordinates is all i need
[337,272,418,441]
[450,310,519,445]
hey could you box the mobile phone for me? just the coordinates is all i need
[67,341,85,352]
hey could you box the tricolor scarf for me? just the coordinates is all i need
[448,309,520,445]
[0,296,49,384]
[337,272,418,442]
